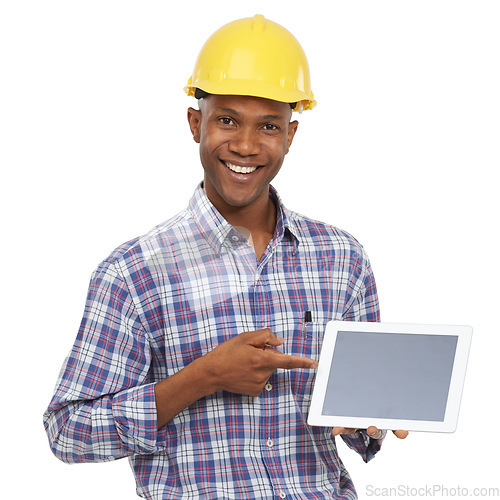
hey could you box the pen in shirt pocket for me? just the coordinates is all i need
[302,310,312,338]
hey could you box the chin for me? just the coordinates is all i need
[221,194,255,209]
[215,184,258,207]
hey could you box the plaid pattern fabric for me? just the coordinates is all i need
[44,184,382,499]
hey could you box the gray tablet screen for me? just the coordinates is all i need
[322,331,458,421]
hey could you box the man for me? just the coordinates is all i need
[44,15,406,499]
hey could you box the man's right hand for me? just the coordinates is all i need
[201,328,318,396]
[155,328,317,429]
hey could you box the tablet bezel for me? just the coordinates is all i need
[307,321,472,433]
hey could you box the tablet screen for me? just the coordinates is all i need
[322,331,458,422]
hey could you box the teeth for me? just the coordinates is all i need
[224,162,258,174]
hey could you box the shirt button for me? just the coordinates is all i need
[279,492,286,499]
[265,383,272,391]
[231,235,239,242]
[266,438,273,448]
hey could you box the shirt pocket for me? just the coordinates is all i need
[290,316,326,361]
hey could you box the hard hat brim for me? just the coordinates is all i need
[184,80,316,111]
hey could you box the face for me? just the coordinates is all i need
[187,94,298,214]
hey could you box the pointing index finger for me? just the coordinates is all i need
[268,352,318,370]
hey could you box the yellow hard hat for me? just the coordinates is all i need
[184,14,316,112]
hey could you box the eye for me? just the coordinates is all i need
[219,117,235,126]
[263,123,279,131]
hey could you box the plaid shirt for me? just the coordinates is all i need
[44,184,383,499]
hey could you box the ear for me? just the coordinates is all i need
[285,120,299,154]
[187,107,202,143]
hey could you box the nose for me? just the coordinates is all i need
[228,126,261,156]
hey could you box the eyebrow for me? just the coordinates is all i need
[216,107,285,121]
[217,107,239,115]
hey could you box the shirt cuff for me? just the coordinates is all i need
[341,429,386,463]
[112,383,160,455]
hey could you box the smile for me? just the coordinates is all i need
[223,161,259,174]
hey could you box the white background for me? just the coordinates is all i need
[1,1,499,498]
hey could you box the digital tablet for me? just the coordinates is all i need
[308,321,472,433]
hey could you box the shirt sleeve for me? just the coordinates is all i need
[43,260,161,463]
[342,246,380,323]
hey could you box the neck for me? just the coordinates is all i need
[203,182,277,233]
[221,196,277,236]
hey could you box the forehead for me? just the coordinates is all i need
[201,94,292,119]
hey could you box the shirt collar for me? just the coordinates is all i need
[270,186,300,253]
[188,183,300,255]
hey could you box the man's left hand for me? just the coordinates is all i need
[332,426,409,439]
